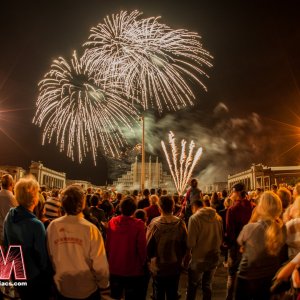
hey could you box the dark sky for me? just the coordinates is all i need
[0,0,299,185]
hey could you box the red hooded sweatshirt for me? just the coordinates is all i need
[106,215,147,276]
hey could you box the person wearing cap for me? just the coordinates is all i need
[225,182,254,300]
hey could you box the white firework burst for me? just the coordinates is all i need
[33,51,138,164]
[83,10,213,113]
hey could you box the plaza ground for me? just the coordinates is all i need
[1,263,227,299]
[146,263,227,300]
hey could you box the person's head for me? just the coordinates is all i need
[157,188,162,197]
[33,198,46,220]
[191,199,203,213]
[212,192,219,201]
[90,194,100,207]
[87,187,92,194]
[222,190,228,198]
[41,191,48,201]
[103,191,110,200]
[150,188,156,195]
[14,175,40,211]
[224,197,234,209]
[61,185,85,215]
[248,191,256,200]
[158,195,174,215]
[191,178,198,188]
[230,183,246,201]
[251,191,284,256]
[253,191,282,221]
[40,185,47,193]
[203,194,210,207]
[277,187,292,210]
[51,189,59,198]
[134,209,147,223]
[162,189,168,196]
[116,193,123,201]
[210,192,219,209]
[143,189,150,197]
[150,194,159,206]
[132,189,138,197]
[271,184,278,193]
[1,174,14,190]
[120,196,137,216]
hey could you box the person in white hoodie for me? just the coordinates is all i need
[47,185,109,300]
[186,199,223,300]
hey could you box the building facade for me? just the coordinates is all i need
[202,182,228,194]
[0,165,26,182]
[29,161,66,189]
[113,157,176,193]
[66,179,103,191]
[228,163,300,191]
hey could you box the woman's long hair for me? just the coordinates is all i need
[250,191,284,256]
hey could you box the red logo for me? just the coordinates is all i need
[0,245,27,280]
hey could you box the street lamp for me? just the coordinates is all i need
[140,116,145,191]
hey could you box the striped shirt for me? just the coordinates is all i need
[45,197,61,220]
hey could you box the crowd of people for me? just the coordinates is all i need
[0,173,300,300]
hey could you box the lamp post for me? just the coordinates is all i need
[140,116,145,191]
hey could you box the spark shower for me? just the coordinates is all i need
[161,131,203,195]
[33,10,212,164]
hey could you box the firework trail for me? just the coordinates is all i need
[33,51,138,164]
[161,131,203,195]
[83,10,212,113]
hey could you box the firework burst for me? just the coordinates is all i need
[83,10,212,113]
[161,131,203,195]
[33,51,138,164]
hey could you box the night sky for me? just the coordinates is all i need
[1,0,299,186]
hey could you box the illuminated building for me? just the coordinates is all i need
[113,157,176,193]
[228,163,300,191]
[29,161,66,189]
[0,165,26,181]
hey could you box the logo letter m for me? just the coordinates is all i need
[0,245,26,280]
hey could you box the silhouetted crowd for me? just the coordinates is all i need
[1,173,300,300]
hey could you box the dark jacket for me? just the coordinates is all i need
[4,206,48,280]
[137,197,150,209]
[226,198,255,248]
[146,215,187,276]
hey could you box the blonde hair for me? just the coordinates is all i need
[150,194,159,205]
[14,175,39,209]
[224,197,234,208]
[251,191,284,256]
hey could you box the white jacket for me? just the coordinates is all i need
[47,214,109,299]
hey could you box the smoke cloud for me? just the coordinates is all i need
[108,102,276,188]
